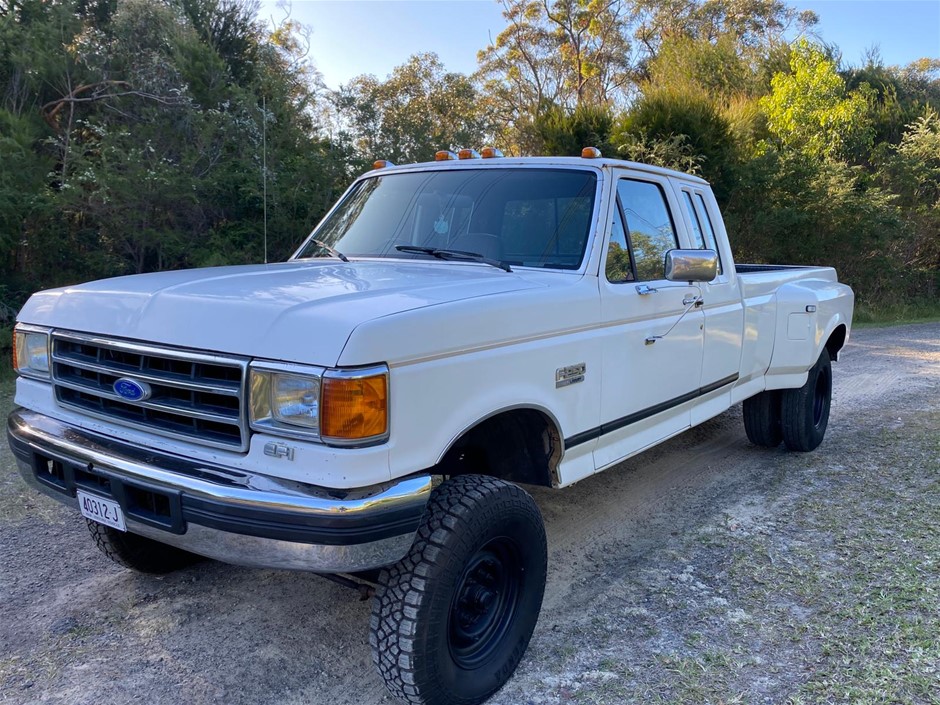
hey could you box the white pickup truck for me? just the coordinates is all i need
[9,151,853,705]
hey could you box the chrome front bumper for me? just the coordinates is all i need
[7,409,432,573]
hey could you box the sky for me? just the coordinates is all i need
[257,0,940,89]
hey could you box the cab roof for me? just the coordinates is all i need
[367,155,710,186]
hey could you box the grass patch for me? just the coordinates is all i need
[559,402,940,705]
[726,416,940,704]
[853,299,940,328]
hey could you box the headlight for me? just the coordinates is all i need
[249,363,389,446]
[12,325,51,380]
[250,366,322,438]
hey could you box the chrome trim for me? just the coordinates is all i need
[51,330,249,452]
[13,323,52,334]
[664,249,718,283]
[130,520,418,573]
[320,364,390,448]
[322,364,391,381]
[53,356,240,396]
[249,361,328,377]
[51,330,250,367]
[16,458,418,572]
[54,378,239,425]
[10,409,431,573]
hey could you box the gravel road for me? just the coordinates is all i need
[1,322,938,705]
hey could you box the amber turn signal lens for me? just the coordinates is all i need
[581,146,602,159]
[321,373,388,441]
[11,329,20,371]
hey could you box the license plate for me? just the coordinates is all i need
[77,489,126,531]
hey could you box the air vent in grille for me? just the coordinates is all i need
[51,332,247,451]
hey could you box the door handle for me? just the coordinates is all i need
[636,284,657,295]
[682,295,699,306]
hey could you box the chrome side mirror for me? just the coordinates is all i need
[664,249,718,282]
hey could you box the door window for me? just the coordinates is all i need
[616,179,678,281]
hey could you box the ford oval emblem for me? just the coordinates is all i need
[113,377,152,402]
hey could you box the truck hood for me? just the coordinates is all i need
[17,260,545,365]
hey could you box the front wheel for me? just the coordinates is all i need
[781,348,832,452]
[370,475,547,705]
[86,520,203,574]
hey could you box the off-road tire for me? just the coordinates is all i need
[370,475,547,705]
[86,520,202,574]
[743,390,783,447]
[781,348,832,452]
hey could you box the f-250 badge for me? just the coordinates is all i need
[556,363,586,388]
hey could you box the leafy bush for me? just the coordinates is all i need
[613,87,737,202]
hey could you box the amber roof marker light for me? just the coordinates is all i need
[372,159,395,169]
[480,146,504,159]
[457,148,481,160]
[435,150,458,161]
[581,147,602,159]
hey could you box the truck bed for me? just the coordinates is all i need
[736,264,839,300]
[735,263,814,274]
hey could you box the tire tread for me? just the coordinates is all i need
[742,390,783,447]
[370,475,546,705]
[781,348,832,452]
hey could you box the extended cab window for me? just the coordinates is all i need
[617,179,678,281]
[682,191,707,249]
[298,168,598,270]
[694,193,723,274]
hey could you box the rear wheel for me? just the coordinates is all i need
[86,520,202,574]
[370,475,547,705]
[743,390,783,447]
[781,348,832,452]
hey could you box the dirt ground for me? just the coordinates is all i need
[1,323,938,705]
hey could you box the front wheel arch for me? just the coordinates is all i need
[436,407,563,488]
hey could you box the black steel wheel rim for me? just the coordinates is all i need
[813,365,830,427]
[448,537,522,669]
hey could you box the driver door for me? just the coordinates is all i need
[592,173,705,470]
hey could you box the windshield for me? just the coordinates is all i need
[294,168,598,270]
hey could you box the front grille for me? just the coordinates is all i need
[51,332,248,451]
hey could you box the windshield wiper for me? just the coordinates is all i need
[310,239,349,262]
[395,245,512,273]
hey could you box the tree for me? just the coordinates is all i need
[630,0,816,61]
[335,53,491,164]
[759,39,873,161]
[874,109,940,299]
[476,0,633,152]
